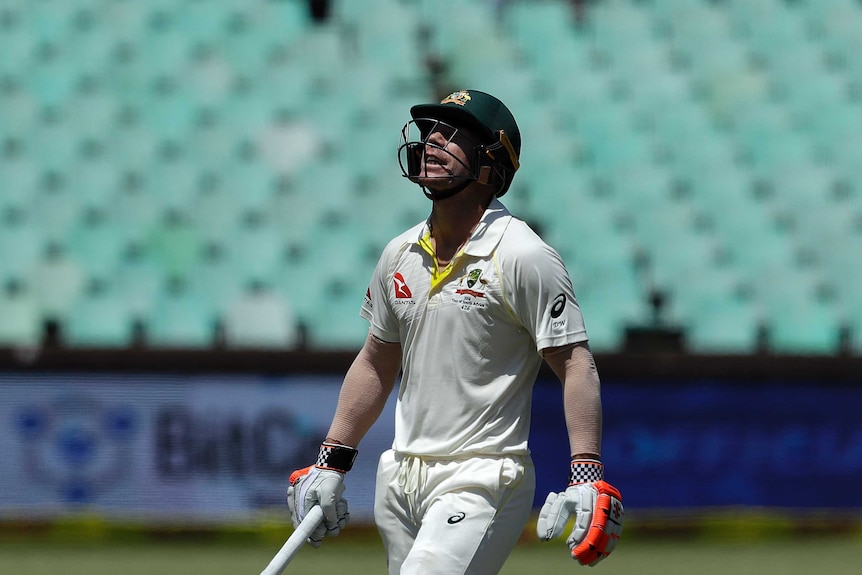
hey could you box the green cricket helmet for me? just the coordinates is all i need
[398,89,521,199]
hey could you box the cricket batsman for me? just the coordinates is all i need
[288,89,623,573]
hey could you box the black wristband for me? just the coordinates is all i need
[315,441,358,473]
[569,458,603,485]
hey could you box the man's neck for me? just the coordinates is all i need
[428,189,493,265]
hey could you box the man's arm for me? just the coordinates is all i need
[542,341,602,459]
[326,331,403,447]
[287,331,401,543]
[538,341,622,566]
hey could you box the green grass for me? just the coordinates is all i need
[1,536,860,575]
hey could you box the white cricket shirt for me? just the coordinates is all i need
[361,199,588,457]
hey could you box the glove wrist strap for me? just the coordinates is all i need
[569,458,603,485]
[315,441,358,473]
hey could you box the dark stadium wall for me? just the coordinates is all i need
[1,350,860,522]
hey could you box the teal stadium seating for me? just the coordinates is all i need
[0,0,860,355]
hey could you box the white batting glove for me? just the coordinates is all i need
[537,459,624,566]
[287,442,357,547]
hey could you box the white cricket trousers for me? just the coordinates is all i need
[374,449,536,575]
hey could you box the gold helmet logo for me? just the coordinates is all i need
[440,90,471,106]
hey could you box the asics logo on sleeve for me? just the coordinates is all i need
[393,272,413,299]
[447,512,466,524]
[550,293,566,318]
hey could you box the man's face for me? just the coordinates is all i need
[413,121,478,189]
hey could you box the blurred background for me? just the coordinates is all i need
[1,0,861,572]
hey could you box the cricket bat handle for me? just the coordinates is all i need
[260,506,325,575]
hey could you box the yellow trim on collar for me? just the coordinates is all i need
[418,231,463,291]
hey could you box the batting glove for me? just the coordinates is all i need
[287,442,357,547]
[536,458,624,566]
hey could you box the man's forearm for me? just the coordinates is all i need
[326,334,402,447]
[554,343,603,457]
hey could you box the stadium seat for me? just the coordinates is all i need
[0,282,42,347]
[686,296,762,355]
[682,164,757,215]
[215,154,276,214]
[351,3,424,86]
[0,155,38,215]
[808,230,862,312]
[289,159,360,229]
[664,129,736,176]
[113,251,163,319]
[30,185,85,246]
[191,187,243,245]
[145,279,217,349]
[723,226,798,279]
[136,88,199,142]
[27,245,87,323]
[304,287,370,351]
[107,123,161,172]
[0,15,34,79]
[724,0,786,36]
[224,214,288,285]
[25,51,81,110]
[110,186,161,247]
[504,0,578,61]
[27,117,80,174]
[183,243,245,319]
[521,33,593,89]
[633,207,723,295]
[575,261,649,352]
[69,154,124,211]
[0,85,39,139]
[0,219,45,283]
[223,284,299,349]
[63,281,137,348]
[66,215,131,280]
[766,301,844,356]
[64,13,116,75]
[589,1,659,75]
[765,165,837,212]
[175,0,234,47]
[804,101,862,162]
[145,212,203,277]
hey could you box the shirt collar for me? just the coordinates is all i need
[415,198,513,258]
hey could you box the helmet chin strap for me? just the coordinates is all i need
[421,177,475,201]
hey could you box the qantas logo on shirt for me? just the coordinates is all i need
[393,272,413,299]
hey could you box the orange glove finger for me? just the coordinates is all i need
[289,465,314,485]
[572,481,624,566]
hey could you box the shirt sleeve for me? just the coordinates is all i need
[502,240,588,352]
[360,244,401,343]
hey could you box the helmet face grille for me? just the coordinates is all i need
[398,115,517,198]
[398,118,478,183]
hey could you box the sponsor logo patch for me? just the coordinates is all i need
[551,293,566,318]
[453,268,488,311]
[447,512,466,524]
[393,272,413,299]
